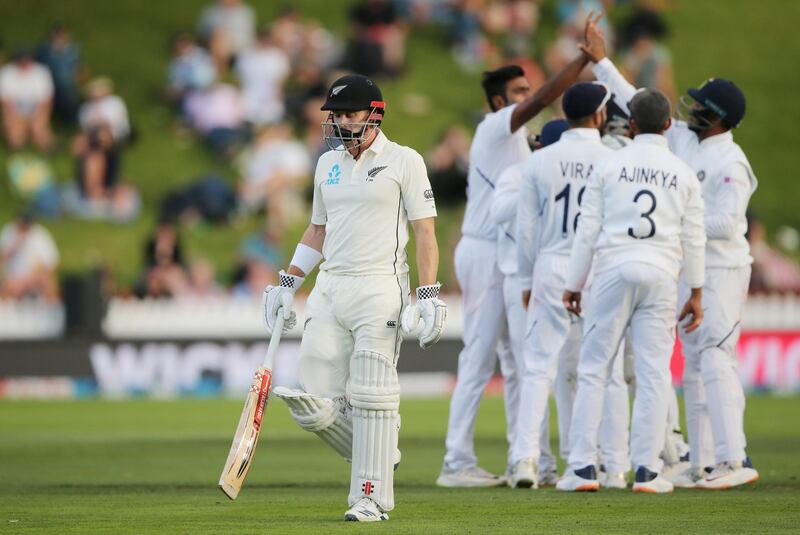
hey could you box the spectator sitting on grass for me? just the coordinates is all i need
[138,216,188,298]
[0,212,59,302]
[235,26,291,126]
[36,23,83,123]
[236,122,311,231]
[618,8,676,104]
[0,47,54,152]
[231,221,282,298]
[184,79,245,158]
[197,0,255,73]
[347,0,408,76]
[426,125,470,207]
[69,77,138,221]
[170,258,226,299]
[166,32,216,107]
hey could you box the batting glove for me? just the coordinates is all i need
[401,283,447,349]
[262,270,302,336]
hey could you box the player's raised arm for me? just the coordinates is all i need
[508,12,604,132]
[579,15,638,114]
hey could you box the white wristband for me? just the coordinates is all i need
[289,243,323,276]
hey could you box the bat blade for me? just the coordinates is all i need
[218,366,273,499]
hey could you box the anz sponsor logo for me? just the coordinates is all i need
[326,164,342,185]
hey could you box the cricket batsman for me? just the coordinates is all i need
[264,74,445,521]
[583,26,760,489]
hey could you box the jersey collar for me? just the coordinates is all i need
[362,129,388,157]
[561,128,601,141]
[699,130,733,147]
[633,133,669,147]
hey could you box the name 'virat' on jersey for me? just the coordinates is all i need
[517,128,612,289]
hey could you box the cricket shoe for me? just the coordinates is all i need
[599,469,628,489]
[555,465,599,492]
[508,458,538,489]
[538,468,560,487]
[436,465,507,488]
[632,466,673,494]
[661,460,705,488]
[344,498,388,522]
[695,459,759,490]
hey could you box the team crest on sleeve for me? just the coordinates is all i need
[326,164,341,185]
[697,170,706,181]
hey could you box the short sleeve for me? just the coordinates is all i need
[483,104,516,144]
[401,149,437,221]
[310,161,327,225]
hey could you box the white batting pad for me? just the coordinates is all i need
[273,386,352,461]
[348,350,400,512]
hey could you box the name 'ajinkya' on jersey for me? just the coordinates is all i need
[311,130,437,276]
[565,134,707,292]
[592,58,757,269]
[517,128,613,290]
[461,103,531,241]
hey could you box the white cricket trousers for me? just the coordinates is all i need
[568,262,676,473]
[511,255,629,473]
[444,235,517,470]
[297,270,409,398]
[502,272,555,472]
[680,266,751,468]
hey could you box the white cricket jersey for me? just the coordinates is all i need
[489,162,524,276]
[461,103,530,240]
[516,128,613,290]
[565,134,706,292]
[592,57,757,269]
[311,130,437,276]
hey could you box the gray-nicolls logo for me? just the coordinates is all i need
[331,85,347,96]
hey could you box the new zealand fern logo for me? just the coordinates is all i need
[367,166,388,178]
[326,164,341,185]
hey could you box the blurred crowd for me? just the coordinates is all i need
[1,0,798,304]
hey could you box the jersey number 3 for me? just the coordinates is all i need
[627,189,657,239]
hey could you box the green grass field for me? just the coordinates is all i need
[1,395,798,534]
[0,0,798,288]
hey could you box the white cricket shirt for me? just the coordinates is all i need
[565,134,706,292]
[490,162,524,276]
[516,128,613,290]
[592,58,757,269]
[461,103,531,240]
[311,130,437,276]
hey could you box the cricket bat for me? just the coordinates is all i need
[218,313,285,500]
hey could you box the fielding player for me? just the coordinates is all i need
[585,34,760,489]
[488,119,573,487]
[601,103,692,482]
[264,74,445,522]
[512,82,629,489]
[557,89,706,493]
[438,14,605,488]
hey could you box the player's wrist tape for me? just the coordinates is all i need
[416,282,441,300]
[278,270,304,289]
[289,244,323,276]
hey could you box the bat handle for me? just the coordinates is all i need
[262,310,285,369]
